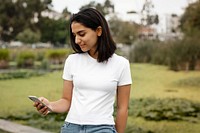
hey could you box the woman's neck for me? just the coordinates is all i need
[88,50,98,59]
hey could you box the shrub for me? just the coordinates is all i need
[0,70,45,80]
[17,51,35,68]
[129,98,200,122]
[151,42,170,65]
[168,38,200,71]
[36,50,46,61]
[130,41,155,63]
[46,49,72,65]
[0,49,9,69]
[16,28,41,44]
[130,38,200,71]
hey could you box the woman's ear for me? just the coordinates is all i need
[96,26,102,36]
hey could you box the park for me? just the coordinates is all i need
[1,0,200,133]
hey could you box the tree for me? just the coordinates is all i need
[79,0,114,16]
[109,16,139,45]
[0,0,52,41]
[16,28,41,44]
[180,1,200,36]
[37,17,69,46]
[62,7,71,19]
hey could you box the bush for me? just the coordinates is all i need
[36,50,46,61]
[130,41,155,63]
[129,98,200,122]
[16,28,41,44]
[17,51,35,68]
[46,49,72,65]
[130,38,200,71]
[0,70,45,80]
[0,49,9,69]
[168,37,200,71]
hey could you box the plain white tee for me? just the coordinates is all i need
[62,52,132,125]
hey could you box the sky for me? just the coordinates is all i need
[52,0,191,16]
[51,0,194,32]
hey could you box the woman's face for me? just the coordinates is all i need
[71,22,101,54]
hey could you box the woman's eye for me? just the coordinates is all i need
[79,33,85,37]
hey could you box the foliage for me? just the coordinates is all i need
[130,40,156,62]
[0,49,9,60]
[0,49,9,68]
[35,50,46,61]
[37,17,69,46]
[79,0,114,16]
[46,49,72,65]
[0,69,45,80]
[0,0,52,41]
[168,37,200,71]
[130,39,200,71]
[17,51,35,68]
[16,28,41,44]
[109,16,139,44]
[2,98,200,133]
[129,98,200,122]
[180,1,200,35]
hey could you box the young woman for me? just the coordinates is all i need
[34,8,132,133]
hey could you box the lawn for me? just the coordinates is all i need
[0,71,63,116]
[0,63,200,133]
[131,63,200,102]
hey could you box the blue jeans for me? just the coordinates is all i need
[60,122,117,133]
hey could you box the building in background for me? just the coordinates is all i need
[158,14,183,41]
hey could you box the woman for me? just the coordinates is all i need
[34,8,132,133]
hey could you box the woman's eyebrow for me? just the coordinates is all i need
[72,30,85,35]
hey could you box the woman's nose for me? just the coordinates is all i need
[75,36,81,44]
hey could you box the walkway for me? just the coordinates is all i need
[0,119,52,133]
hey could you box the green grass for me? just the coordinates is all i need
[0,71,63,116]
[131,63,200,102]
[0,63,200,133]
[128,117,200,133]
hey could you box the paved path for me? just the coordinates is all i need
[0,119,52,133]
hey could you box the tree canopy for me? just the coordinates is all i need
[79,0,114,16]
[180,1,200,36]
[0,0,52,41]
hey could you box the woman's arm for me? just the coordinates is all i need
[115,84,131,133]
[50,80,73,113]
[34,80,73,115]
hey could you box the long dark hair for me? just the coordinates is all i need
[69,8,116,62]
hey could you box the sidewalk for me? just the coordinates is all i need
[0,119,52,133]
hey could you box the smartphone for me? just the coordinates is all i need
[28,96,52,112]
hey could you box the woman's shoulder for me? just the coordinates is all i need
[67,53,87,59]
[111,53,129,63]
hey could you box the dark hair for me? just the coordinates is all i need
[69,8,116,62]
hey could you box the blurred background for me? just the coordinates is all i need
[0,0,200,133]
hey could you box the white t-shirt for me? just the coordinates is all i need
[62,52,132,125]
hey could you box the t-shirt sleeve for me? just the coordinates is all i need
[62,55,73,81]
[118,60,132,86]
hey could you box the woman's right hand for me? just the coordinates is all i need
[33,97,53,116]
